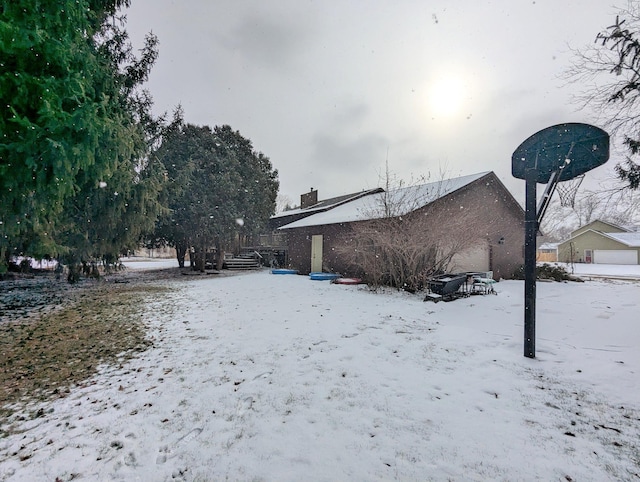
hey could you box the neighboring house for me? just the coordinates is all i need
[537,243,558,262]
[276,171,525,280]
[557,220,640,265]
[132,245,176,259]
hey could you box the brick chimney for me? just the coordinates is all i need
[300,188,318,209]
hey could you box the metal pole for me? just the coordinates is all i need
[536,169,562,225]
[524,170,537,358]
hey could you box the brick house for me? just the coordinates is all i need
[276,171,525,280]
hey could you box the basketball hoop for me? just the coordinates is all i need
[555,174,584,208]
[511,122,610,359]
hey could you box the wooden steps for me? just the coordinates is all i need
[224,257,261,270]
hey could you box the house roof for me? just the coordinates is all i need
[279,172,490,229]
[603,232,640,247]
[271,188,383,219]
[560,229,640,248]
[571,219,630,235]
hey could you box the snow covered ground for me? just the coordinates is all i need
[557,262,640,279]
[120,257,180,271]
[1,267,639,481]
[120,256,640,279]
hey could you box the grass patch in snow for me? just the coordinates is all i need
[0,282,166,431]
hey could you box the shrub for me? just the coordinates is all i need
[512,263,574,281]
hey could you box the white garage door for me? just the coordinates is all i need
[593,250,638,265]
[450,243,490,272]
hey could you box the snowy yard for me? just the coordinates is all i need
[1,268,639,481]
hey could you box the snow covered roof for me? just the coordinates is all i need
[279,172,490,229]
[603,232,640,247]
[561,229,640,248]
[271,189,382,219]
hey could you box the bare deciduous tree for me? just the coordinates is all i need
[566,2,640,190]
[275,194,295,213]
[540,177,640,240]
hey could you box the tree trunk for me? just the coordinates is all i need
[175,242,187,268]
[216,239,225,270]
[0,246,8,273]
[192,243,206,272]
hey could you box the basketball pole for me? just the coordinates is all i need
[524,166,563,358]
[524,169,537,358]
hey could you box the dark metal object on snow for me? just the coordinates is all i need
[424,273,467,302]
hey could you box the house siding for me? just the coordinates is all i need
[438,174,525,279]
[572,220,627,237]
[285,223,350,275]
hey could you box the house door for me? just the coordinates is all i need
[584,249,592,263]
[311,235,323,272]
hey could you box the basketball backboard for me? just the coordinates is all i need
[511,123,609,184]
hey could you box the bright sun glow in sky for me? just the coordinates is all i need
[427,75,467,119]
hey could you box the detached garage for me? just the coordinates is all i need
[557,220,640,265]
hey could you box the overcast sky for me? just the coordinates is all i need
[124,0,623,206]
